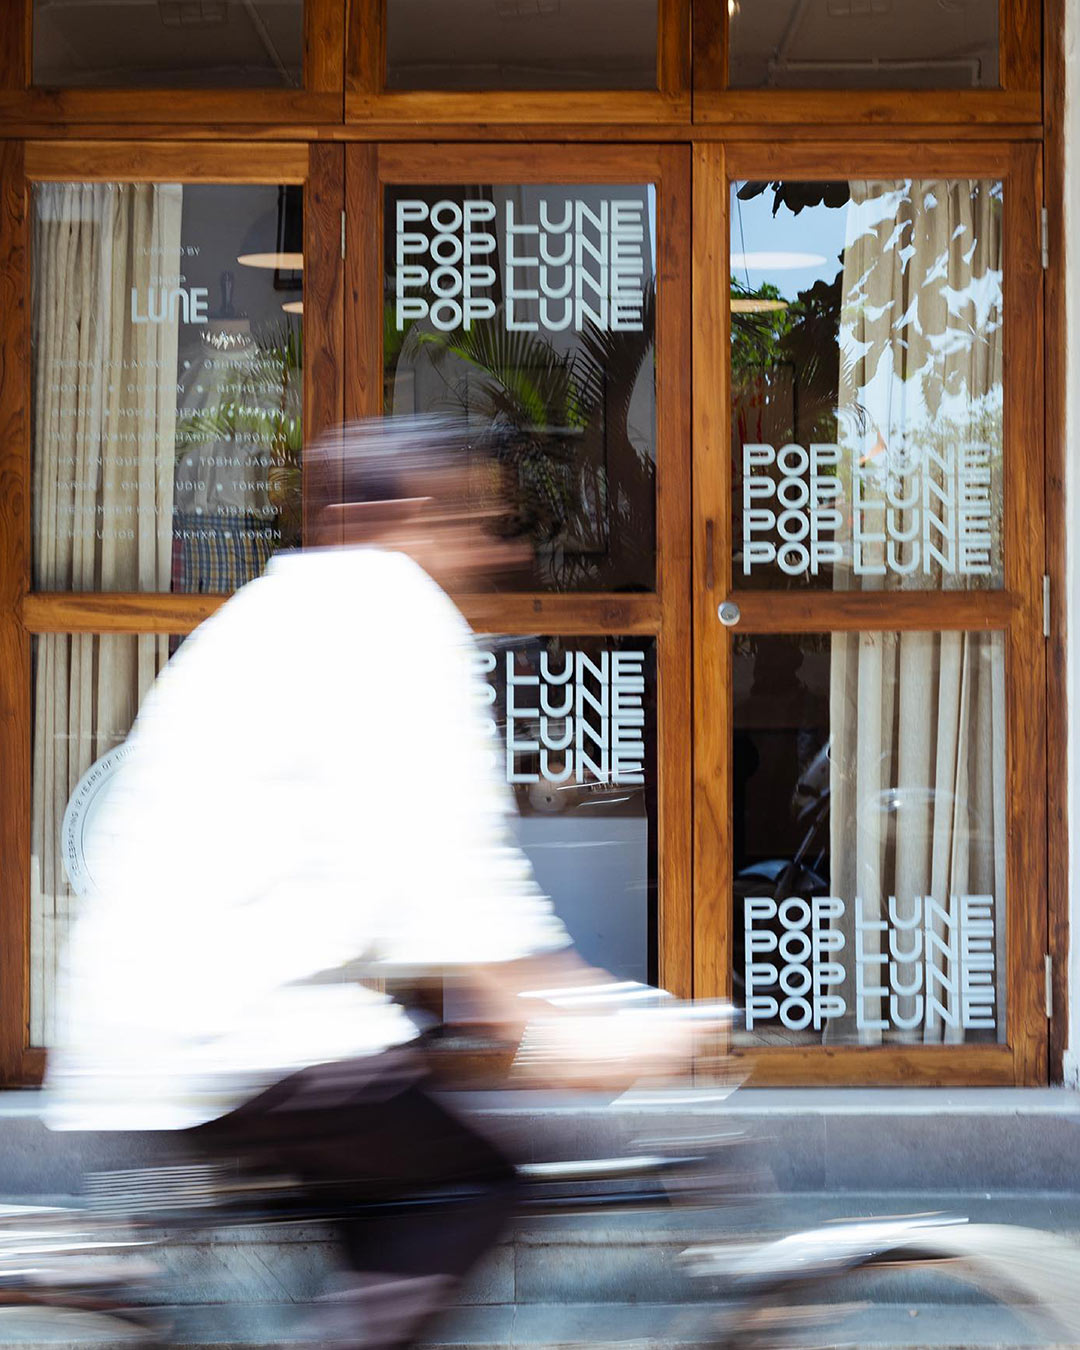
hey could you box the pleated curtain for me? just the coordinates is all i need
[30,182,182,1045]
[826,180,1007,1046]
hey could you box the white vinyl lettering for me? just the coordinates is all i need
[479,648,647,787]
[743,894,996,1033]
[394,196,647,334]
[130,285,209,326]
[740,441,993,580]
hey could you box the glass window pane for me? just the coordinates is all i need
[732,630,1006,1048]
[386,0,657,91]
[731,179,1003,592]
[33,1,303,89]
[30,632,176,1044]
[32,182,303,594]
[35,632,656,1041]
[385,185,657,591]
[479,636,657,983]
[728,0,998,90]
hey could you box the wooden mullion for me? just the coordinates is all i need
[0,121,1051,144]
[724,139,1018,182]
[0,2,29,92]
[2,90,343,127]
[1042,0,1068,1082]
[306,0,347,95]
[303,142,346,543]
[692,142,731,1001]
[350,90,690,125]
[1003,141,1048,1083]
[345,144,380,423]
[696,90,1040,127]
[730,591,1017,634]
[456,594,662,637]
[1001,0,1042,94]
[691,0,726,95]
[657,623,692,994]
[735,1043,1017,1086]
[22,594,226,635]
[341,141,377,549]
[345,0,382,104]
[655,144,693,998]
[702,122,1041,143]
[25,141,310,184]
[0,141,30,1083]
[15,591,667,651]
[657,0,691,102]
[376,142,668,183]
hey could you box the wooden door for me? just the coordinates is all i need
[344,143,693,997]
[693,142,1047,1084]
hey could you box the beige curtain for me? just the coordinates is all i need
[31,183,182,1046]
[827,181,1006,1046]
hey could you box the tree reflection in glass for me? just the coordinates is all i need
[385,185,657,593]
[731,179,1003,593]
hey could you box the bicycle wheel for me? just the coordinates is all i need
[708,1223,1080,1348]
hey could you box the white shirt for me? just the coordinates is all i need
[47,548,569,1130]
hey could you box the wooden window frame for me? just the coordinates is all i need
[346,142,693,997]
[345,0,690,125]
[0,140,344,1083]
[1042,0,1067,1084]
[0,0,344,124]
[0,4,1064,1092]
[693,140,1047,1085]
[693,0,1041,127]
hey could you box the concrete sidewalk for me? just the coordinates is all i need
[1,1086,1079,1196]
[1,1088,1078,1346]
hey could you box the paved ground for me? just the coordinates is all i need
[2,1089,1080,1344]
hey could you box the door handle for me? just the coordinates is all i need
[718,601,741,626]
[705,519,715,590]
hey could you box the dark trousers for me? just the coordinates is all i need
[189,1050,518,1348]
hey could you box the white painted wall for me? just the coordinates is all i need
[1062,0,1080,1085]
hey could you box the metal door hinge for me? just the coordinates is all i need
[1043,574,1051,638]
[1045,954,1054,1018]
[341,210,346,260]
[1041,206,1049,269]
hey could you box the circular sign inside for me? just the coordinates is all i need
[61,741,137,896]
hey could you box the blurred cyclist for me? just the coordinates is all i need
[46,417,687,1349]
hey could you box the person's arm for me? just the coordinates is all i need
[369,570,696,1086]
[452,946,614,1043]
[455,948,699,1090]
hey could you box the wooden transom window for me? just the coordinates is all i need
[0,1,1042,127]
[33,1,306,90]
